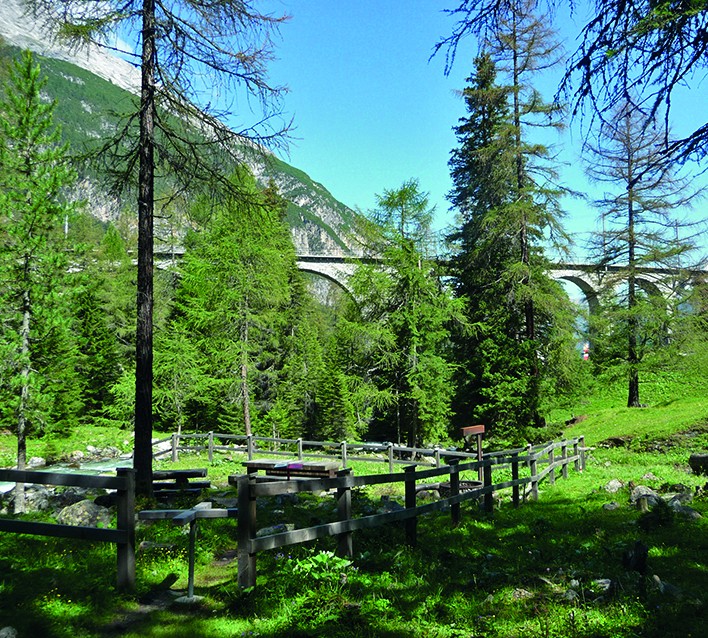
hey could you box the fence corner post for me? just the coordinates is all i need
[116,467,136,592]
[208,431,214,462]
[237,473,257,589]
[549,447,556,485]
[387,442,394,473]
[297,438,303,460]
[246,434,254,461]
[171,433,179,463]
[434,446,441,468]
[404,465,417,547]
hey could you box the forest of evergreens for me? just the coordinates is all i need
[0,0,706,483]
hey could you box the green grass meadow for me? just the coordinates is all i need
[1,382,707,637]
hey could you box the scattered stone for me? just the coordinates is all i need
[688,453,708,476]
[68,450,84,462]
[666,492,693,508]
[0,627,18,638]
[603,501,620,511]
[642,472,659,481]
[416,489,440,500]
[599,436,632,449]
[604,479,624,493]
[56,499,112,528]
[629,485,661,508]
[512,588,534,601]
[174,595,204,605]
[563,589,579,601]
[27,456,46,469]
[671,505,702,520]
[652,574,682,598]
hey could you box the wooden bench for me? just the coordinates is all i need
[234,459,341,482]
[152,468,210,497]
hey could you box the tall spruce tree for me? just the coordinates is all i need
[0,51,80,512]
[447,48,576,439]
[584,103,704,407]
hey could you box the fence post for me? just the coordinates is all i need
[434,447,441,468]
[297,438,303,460]
[483,461,493,513]
[530,452,539,501]
[208,431,214,463]
[526,444,532,468]
[404,465,417,547]
[237,473,257,588]
[573,439,579,471]
[116,468,136,592]
[388,442,394,474]
[511,452,520,508]
[341,441,348,469]
[579,436,586,470]
[449,460,460,526]
[561,443,568,480]
[336,469,353,558]
[247,435,253,461]
[171,433,179,463]
[549,447,556,485]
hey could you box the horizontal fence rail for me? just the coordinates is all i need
[0,468,136,591]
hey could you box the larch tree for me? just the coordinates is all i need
[343,180,465,447]
[440,2,708,165]
[0,51,79,513]
[584,103,704,407]
[24,0,289,495]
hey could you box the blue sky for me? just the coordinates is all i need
[259,1,705,261]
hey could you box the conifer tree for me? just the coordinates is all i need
[0,51,79,512]
[26,0,289,495]
[584,103,704,407]
[343,180,465,446]
[446,47,576,439]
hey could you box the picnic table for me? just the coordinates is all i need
[231,459,341,483]
[152,468,210,497]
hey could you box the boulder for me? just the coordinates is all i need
[688,453,708,476]
[56,499,112,528]
[629,485,661,508]
[604,479,624,493]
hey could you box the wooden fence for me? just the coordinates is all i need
[152,431,585,477]
[234,437,586,588]
[0,468,136,591]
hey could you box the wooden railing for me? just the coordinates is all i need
[233,437,586,588]
[152,431,585,475]
[0,468,136,591]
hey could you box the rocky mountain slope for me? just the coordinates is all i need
[0,0,360,256]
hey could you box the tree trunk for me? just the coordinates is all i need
[627,155,641,408]
[134,0,157,497]
[14,286,31,514]
[241,315,252,436]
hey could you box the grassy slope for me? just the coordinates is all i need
[1,365,707,637]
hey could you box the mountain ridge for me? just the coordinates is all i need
[0,0,361,256]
